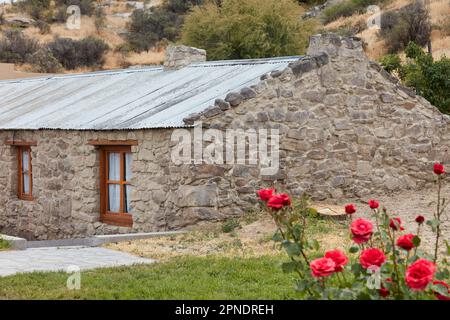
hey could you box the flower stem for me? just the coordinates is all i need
[434,175,442,263]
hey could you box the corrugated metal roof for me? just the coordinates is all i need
[0,56,299,130]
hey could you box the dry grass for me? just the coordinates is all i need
[106,210,350,261]
[323,0,450,60]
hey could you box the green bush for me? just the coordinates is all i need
[380,42,450,114]
[47,36,109,69]
[380,0,431,53]
[181,0,317,60]
[0,30,39,64]
[379,54,402,73]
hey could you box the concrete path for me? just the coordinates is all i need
[0,246,155,277]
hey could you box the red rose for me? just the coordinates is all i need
[345,204,356,214]
[258,188,275,202]
[310,257,336,278]
[278,193,291,206]
[433,280,450,300]
[379,287,389,298]
[267,195,284,210]
[380,278,392,298]
[359,248,386,269]
[415,215,425,224]
[433,163,445,175]
[389,217,404,231]
[397,234,415,251]
[350,218,373,244]
[324,249,349,272]
[406,259,436,291]
[368,200,379,209]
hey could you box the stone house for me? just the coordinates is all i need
[0,34,448,240]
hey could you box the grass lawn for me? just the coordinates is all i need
[0,237,10,251]
[0,255,303,299]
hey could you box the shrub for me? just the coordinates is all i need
[94,7,107,33]
[35,20,51,34]
[47,36,109,69]
[181,0,318,60]
[126,0,204,52]
[380,42,450,114]
[222,218,241,233]
[28,47,63,73]
[380,0,431,53]
[322,0,386,24]
[379,54,401,73]
[259,163,450,300]
[0,30,39,64]
[54,0,95,16]
[17,0,51,20]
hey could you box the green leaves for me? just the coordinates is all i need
[349,246,359,254]
[282,241,301,257]
[426,219,440,232]
[430,283,449,296]
[412,236,421,248]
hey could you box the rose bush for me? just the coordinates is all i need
[260,162,450,299]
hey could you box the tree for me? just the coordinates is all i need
[126,0,205,52]
[380,42,450,114]
[181,0,317,60]
[380,0,431,53]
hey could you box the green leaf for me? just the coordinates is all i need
[426,219,440,232]
[282,241,301,257]
[435,269,450,280]
[446,240,450,256]
[272,231,283,242]
[309,239,320,251]
[431,283,449,296]
[412,236,421,247]
[349,246,359,254]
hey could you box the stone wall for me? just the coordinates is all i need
[1,34,449,239]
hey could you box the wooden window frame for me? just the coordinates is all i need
[17,146,33,201]
[99,145,133,227]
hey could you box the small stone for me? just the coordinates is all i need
[225,92,243,106]
[380,93,395,103]
[270,70,283,78]
[289,58,315,76]
[202,105,221,118]
[215,99,230,111]
[240,87,257,100]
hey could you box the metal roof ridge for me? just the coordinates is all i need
[0,65,164,85]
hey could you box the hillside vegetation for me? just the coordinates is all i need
[0,0,448,77]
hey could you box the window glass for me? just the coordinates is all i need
[108,184,120,212]
[125,153,132,181]
[125,185,132,213]
[108,152,120,181]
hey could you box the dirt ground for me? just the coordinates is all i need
[106,212,349,261]
[108,185,449,260]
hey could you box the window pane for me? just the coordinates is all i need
[23,174,30,194]
[125,153,132,181]
[22,149,29,172]
[124,185,132,213]
[108,184,120,213]
[108,152,120,181]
